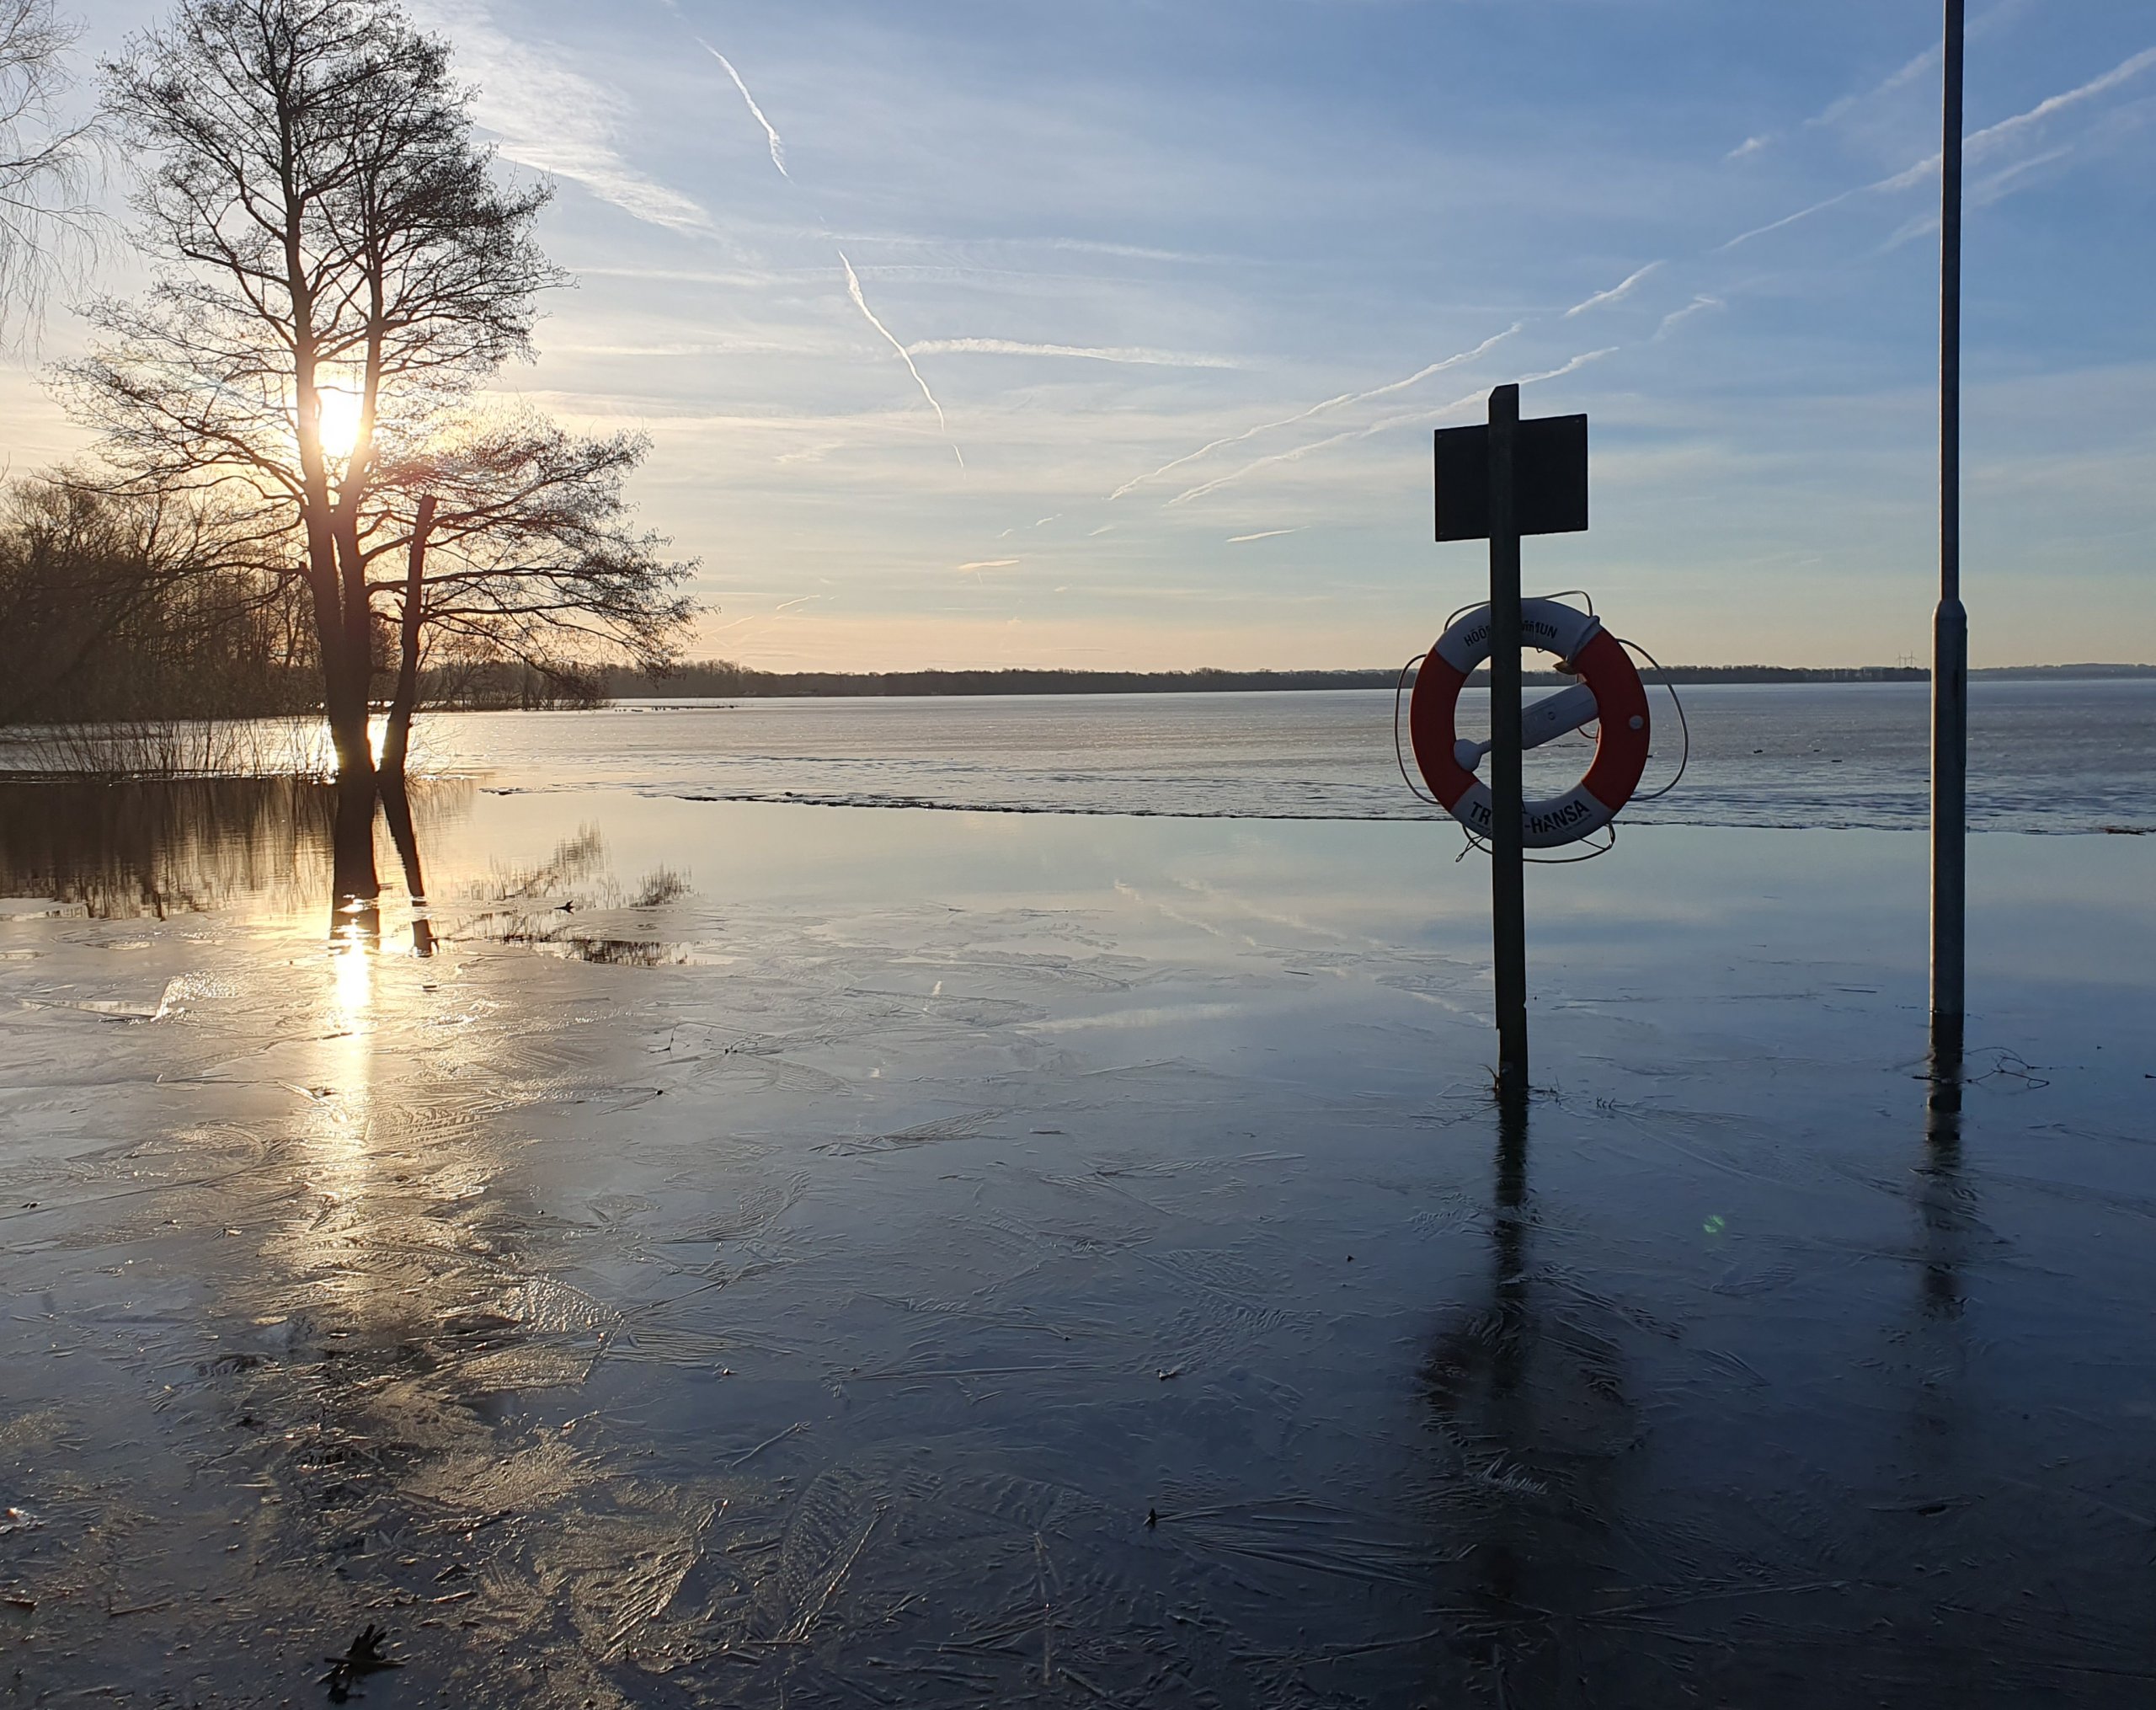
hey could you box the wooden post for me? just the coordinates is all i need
[1487,384,1528,1098]
[1931,0,1967,1063]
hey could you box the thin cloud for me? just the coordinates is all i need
[839,252,963,470]
[1108,321,1523,501]
[1726,135,1770,162]
[415,0,710,233]
[905,338,1241,369]
[1565,261,1662,318]
[700,43,789,179]
[1228,527,1303,543]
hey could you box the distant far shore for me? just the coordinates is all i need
[606,661,2156,699]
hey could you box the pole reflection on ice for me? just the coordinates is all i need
[1476,1091,1534,1653]
[1417,1091,1638,1696]
[1919,1040,1968,1323]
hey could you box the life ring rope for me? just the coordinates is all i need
[1406,596,1657,851]
[1615,635,1691,803]
[1394,642,1689,855]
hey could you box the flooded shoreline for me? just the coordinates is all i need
[3,786,2154,1702]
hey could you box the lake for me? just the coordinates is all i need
[1,686,2153,1704]
[392,678,2156,834]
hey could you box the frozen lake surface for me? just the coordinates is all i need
[1,749,2153,1702]
[400,678,2156,833]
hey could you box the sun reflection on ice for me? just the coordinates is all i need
[305,910,382,1218]
[330,928,374,1022]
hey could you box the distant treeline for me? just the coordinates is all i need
[602,664,1406,697]
[0,482,318,727]
[0,480,621,741]
[606,660,2155,700]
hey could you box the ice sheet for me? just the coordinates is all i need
[2,790,2153,1704]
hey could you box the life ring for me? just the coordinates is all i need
[1408,597,1651,849]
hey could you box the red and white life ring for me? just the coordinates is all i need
[1408,597,1651,849]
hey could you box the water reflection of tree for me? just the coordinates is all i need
[445,823,691,966]
[0,777,332,916]
[0,776,470,922]
[1418,1098,1645,1702]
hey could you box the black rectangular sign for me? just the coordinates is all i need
[1433,414,1589,541]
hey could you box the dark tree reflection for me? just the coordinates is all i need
[378,779,433,956]
[0,775,467,938]
[329,773,382,943]
[0,778,335,916]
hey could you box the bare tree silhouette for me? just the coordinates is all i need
[63,0,692,896]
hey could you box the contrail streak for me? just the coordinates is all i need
[1565,260,1662,317]
[1653,295,1722,340]
[1881,145,2073,251]
[1167,348,1617,509]
[685,38,965,473]
[1971,41,2156,152]
[701,42,788,179]
[905,338,1240,368]
[1166,403,1472,508]
[1722,42,2156,251]
[1227,528,1302,543]
[840,251,963,469]
[1107,322,1523,501]
[1518,347,1617,386]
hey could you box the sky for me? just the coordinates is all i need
[4,0,2153,670]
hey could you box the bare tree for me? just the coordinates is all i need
[373,414,693,779]
[0,473,304,729]
[0,0,95,341]
[63,0,693,899]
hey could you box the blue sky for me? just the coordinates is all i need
[6,0,2153,668]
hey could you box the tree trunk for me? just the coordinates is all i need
[329,768,380,927]
[378,494,435,786]
[307,543,378,911]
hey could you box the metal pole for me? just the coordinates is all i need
[1488,383,1528,1097]
[1931,0,1967,1061]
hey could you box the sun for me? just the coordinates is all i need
[314,387,363,460]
